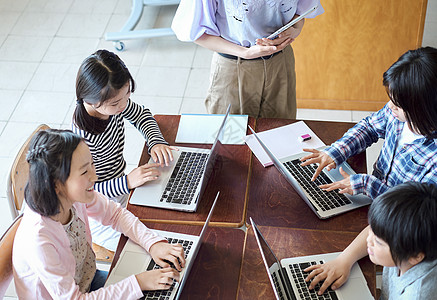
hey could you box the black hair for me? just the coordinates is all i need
[73,49,136,134]
[383,47,437,138]
[24,129,82,217]
[368,182,437,266]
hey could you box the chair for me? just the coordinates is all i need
[7,124,50,219]
[92,243,114,263]
[6,124,114,263]
[0,215,22,299]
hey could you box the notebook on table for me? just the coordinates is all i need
[129,105,230,212]
[250,218,373,300]
[105,192,220,300]
[247,126,371,219]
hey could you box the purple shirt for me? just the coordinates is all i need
[172,0,324,47]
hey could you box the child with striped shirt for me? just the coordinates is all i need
[72,50,177,251]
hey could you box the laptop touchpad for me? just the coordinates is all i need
[117,251,148,277]
[338,278,370,300]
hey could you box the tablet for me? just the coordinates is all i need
[267,5,318,39]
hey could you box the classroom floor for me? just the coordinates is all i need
[1,0,436,297]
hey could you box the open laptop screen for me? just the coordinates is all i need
[172,191,220,299]
[250,218,295,300]
[196,105,230,201]
[252,220,281,270]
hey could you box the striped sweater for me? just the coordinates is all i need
[72,99,168,198]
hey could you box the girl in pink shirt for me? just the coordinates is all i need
[13,129,185,299]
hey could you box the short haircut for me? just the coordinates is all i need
[25,129,82,216]
[73,49,136,134]
[383,47,437,138]
[368,181,437,265]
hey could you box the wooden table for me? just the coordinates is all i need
[246,118,370,232]
[237,226,376,299]
[111,116,378,299]
[127,115,254,227]
[111,223,245,300]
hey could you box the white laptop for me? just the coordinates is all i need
[129,105,230,212]
[105,192,220,299]
[250,218,373,300]
[248,126,372,219]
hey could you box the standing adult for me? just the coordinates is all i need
[172,0,324,118]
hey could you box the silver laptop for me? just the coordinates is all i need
[105,192,220,299]
[250,218,373,300]
[248,126,371,219]
[129,105,230,212]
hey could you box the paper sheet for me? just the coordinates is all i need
[244,121,326,167]
[175,114,248,145]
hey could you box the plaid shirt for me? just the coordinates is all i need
[324,103,437,199]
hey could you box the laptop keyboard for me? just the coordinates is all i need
[272,271,286,300]
[283,159,351,211]
[142,237,194,300]
[289,261,338,300]
[160,151,209,205]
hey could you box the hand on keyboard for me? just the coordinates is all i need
[127,162,161,189]
[303,257,352,295]
[149,241,186,271]
[318,167,353,195]
[151,144,179,166]
[300,148,336,181]
[135,267,180,291]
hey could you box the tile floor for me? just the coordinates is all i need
[0,0,436,297]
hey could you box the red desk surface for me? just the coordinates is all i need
[110,223,245,300]
[127,115,255,227]
[238,226,376,299]
[246,118,370,232]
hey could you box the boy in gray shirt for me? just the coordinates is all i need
[304,181,437,299]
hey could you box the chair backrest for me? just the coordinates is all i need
[0,215,23,298]
[6,124,50,218]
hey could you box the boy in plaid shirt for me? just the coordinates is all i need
[301,47,437,199]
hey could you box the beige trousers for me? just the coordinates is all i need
[205,45,296,119]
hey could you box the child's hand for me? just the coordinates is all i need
[150,144,178,167]
[319,167,353,195]
[135,267,180,291]
[304,258,352,295]
[127,163,160,189]
[149,241,186,271]
[300,148,336,181]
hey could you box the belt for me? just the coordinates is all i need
[218,50,282,61]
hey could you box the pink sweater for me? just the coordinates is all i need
[13,192,165,299]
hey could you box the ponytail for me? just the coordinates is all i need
[73,98,110,135]
[25,156,59,216]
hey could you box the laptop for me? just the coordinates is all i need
[247,126,371,219]
[105,192,220,299]
[129,105,230,212]
[250,218,373,300]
